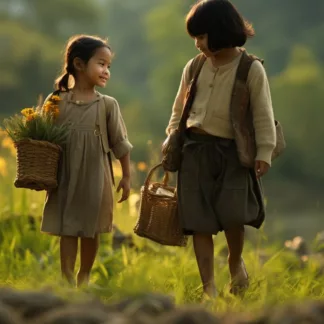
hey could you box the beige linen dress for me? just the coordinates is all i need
[41,91,132,238]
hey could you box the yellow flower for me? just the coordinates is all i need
[53,108,59,118]
[43,102,60,119]
[51,104,59,112]
[43,102,52,114]
[137,162,148,172]
[50,95,61,102]
[26,113,37,122]
[21,108,35,117]
[0,156,8,177]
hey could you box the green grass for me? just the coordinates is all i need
[0,193,324,314]
[0,149,323,317]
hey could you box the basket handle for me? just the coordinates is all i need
[144,163,170,189]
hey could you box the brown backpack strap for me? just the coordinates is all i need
[178,54,206,132]
[236,50,264,83]
[236,51,252,83]
[230,49,265,167]
[231,50,264,116]
[188,53,206,81]
[100,96,115,186]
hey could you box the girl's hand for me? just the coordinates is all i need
[255,160,270,178]
[117,176,130,203]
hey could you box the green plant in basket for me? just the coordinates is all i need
[2,94,70,191]
[3,95,69,145]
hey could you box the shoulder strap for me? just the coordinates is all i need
[250,54,264,65]
[99,94,108,115]
[100,94,115,186]
[236,50,264,83]
[178,54,206,132]
[188,53,206,81]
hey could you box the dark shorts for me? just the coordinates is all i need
[177,130,265,235]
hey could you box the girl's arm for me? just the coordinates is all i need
[106,97,133,202]
[118,152,130,179]
[106,97,133,160]
[116,152,130,203]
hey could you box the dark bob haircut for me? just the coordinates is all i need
[186,0,255,51]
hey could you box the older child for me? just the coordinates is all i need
[166,0,276,297]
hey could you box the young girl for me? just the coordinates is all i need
[41,35,133,287]
[166,0,276,297]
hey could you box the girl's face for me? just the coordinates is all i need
[83,47,112,88]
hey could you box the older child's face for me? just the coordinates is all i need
[194,34,212,56]
[85,47,112,88]
[194,34,222,57]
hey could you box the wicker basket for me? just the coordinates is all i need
[134,163,187,247]
[14,139,62,191]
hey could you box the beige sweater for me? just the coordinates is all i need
[166,52,276,165]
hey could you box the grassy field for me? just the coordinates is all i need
[0,131,324,318]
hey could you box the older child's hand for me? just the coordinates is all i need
[117,176,130,203]
[255,160,270,178]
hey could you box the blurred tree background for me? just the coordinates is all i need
[1,0,324,236]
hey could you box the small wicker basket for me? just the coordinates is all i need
[14,139,62,191]
[134,163,187,247]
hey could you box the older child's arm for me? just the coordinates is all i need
[166,60,192,135]
[248,60,276,177]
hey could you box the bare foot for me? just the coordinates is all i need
[76,271,90,288]
[201,289,217,307]
[203,284,218,299]
[229,258,249,296]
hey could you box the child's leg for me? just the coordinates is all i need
[77,234,99,287]
[60,236,78,285]
[224,226,248,291]
[193,233,217,298]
